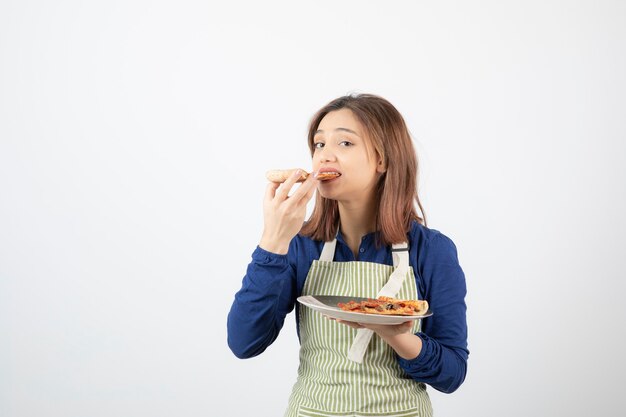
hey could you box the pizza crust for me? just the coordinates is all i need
[265,169,309,183]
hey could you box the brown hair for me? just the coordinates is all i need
[300,94,427,245]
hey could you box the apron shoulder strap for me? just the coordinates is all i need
[348,241,410,364]
[318,238,413,364]
[319,239,337,262]
[391,242,409,269]
[377,241,409,297]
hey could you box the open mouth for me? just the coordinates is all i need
[316,171,341,181]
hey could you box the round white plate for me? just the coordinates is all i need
[297,295,432,325]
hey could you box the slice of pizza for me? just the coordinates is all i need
[337,296,429,316]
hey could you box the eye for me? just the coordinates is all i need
[339,140,353,147]
[314,142,325,149]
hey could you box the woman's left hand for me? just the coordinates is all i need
[333,318,413,338]
[328,317,423,360]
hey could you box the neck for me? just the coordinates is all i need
[338,196,378,257]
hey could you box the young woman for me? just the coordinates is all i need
[227,94,468,417]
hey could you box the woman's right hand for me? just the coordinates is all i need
[259,170,318,254]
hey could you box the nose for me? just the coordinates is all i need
[317,145,336,163]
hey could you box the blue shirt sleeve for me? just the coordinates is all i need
[226,244,298,358]
[398,232,469,393]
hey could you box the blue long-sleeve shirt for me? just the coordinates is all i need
[227,221,469,393]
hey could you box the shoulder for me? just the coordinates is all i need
[408,221,460,264]
[408,220,457,248]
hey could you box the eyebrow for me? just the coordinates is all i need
[314,127,359,136]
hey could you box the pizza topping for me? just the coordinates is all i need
[337,296,429,316]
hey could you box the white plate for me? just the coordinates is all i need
[297,295,433,325]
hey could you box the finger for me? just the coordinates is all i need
[274,169,304,201]
[264,181,280,203]
[336,319,363,329]
[302,178,318,202]
[401,321,413,331]
[289,171,318,205]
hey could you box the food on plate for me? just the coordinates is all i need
[265,169,341,183]
[337,296,429,316]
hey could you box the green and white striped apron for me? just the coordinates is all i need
[285,239,432,417]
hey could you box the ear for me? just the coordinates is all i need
[376,155,386,173]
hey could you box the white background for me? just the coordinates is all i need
[1,1,625,416]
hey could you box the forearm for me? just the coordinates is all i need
[397,333,468,393]
[407,233,469,392]
[227,288,285,358]
[370,324,466,393]
[379,331,423,360]
[227,247,295,358]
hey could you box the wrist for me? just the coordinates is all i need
[382,332,422,360]
[259,234,290,255]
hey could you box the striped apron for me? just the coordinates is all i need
[285,239,432,417]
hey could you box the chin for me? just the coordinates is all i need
[317,186,338,200]
[318,190,335,200]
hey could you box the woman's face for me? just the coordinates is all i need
[312,108,384,203]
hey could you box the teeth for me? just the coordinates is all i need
[318,172,340,180]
